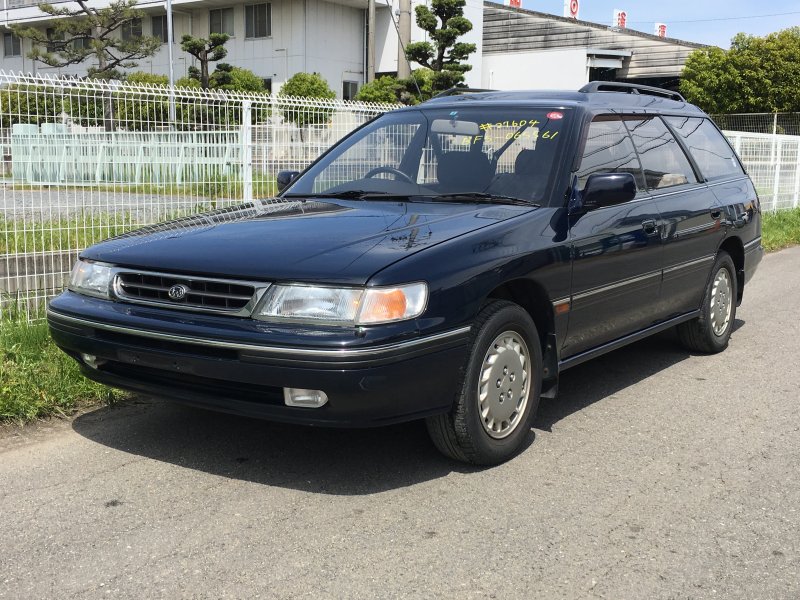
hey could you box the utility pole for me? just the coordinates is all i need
[397,0,411,79]
[367,0,375,82]
[166,0,176,125]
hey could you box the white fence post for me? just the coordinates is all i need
[772,139,783,210]
[241,99,253,204]
[793,138,800,209]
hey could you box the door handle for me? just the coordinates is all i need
[641,219,659,236]
[711,210,722,220]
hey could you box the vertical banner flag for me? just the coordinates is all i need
[563,0,580,19]
[613,9,628,28]
[654,22,667,37]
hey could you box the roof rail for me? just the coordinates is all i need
[579,81,686,102]
[429,87,497,100]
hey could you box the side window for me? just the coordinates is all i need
[624,116,698,190]
[576,116,645,191]
[665,117,744,180]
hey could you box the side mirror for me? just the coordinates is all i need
[276,170,300,193]
[581,172,637,211]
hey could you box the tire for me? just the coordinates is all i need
[426,300,543,465]
[677,251,738,354]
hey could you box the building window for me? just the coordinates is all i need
[151,15,169,43]
[245,3,271,39]
[3,32,21,57]
[71,36,91,51]
[121,18,143,41]
[262,78,272,93]
[210,8,235,36]
[342,81,358,101]
[45,27,64,52]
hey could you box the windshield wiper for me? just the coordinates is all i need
[429,193,539,207]
[284,191,409,200]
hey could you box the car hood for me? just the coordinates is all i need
[82,198,536,285]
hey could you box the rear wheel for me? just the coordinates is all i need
[426,300,543,465]
[677,251,738,353]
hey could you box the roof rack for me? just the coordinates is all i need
[579,81,686,102]
[429,87,497,100]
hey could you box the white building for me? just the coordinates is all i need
[0,0,484,98]
[481,2,705,92]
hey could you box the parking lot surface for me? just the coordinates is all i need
[1,247,798,599]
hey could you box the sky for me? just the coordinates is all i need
[520,0,800,48]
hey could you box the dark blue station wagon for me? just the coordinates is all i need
[48,83,763,465]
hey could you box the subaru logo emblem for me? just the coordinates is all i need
[167,284,189,301]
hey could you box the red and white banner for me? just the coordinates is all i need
[613,9,628,28]
[654,22,667,37]
[563,0,580,19]
[504,0,521,7]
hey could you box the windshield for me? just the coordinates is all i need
[284,106,570,203]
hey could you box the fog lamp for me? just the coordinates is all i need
[283,388,329,408]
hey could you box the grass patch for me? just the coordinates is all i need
[762,208,800,252]
[1,214,139,254]
[0,319,120,423]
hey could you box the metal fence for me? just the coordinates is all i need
[723,130,800,213]
[712,112,800,137]
[1,71,799,321]
[0,70,396,320]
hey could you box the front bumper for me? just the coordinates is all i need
[48,293,471,427]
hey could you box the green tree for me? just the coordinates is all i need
[10,0,160,80]
[404,0,476,93]
[353,76,401,104]
[680,27,800,113]
[0,85,62,128]
[209,64,266,92]
[180,33,230,89]
[279,72,336,128]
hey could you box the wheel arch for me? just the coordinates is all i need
[719,235,745,303]
[483,278,559,398]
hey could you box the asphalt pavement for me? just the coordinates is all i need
[1,246,799,599]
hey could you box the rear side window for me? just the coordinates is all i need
[576,116,645,190]
[665,117,744,180]
[624,117,698,190]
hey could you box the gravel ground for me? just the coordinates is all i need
[0,247,798,599]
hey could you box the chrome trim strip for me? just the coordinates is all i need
[572,270,661,301]
[648,186,703,200]
[663,254,715,275]
[706,176,750,188]
[744,237,762,250]
[47,309,472,358]
[552,297,571,306]
[673,222,715,238]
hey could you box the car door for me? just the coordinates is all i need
[625,115,726,318]
[562,115,664,359]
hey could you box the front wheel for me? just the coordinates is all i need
[677,251,738,353]
[426,301,543,465]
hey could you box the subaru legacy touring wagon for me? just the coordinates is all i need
[48,83,762,465]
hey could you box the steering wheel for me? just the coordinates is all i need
[364,166,414,184]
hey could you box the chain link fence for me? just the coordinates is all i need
[2,71,799,321]
[0,71,396,320]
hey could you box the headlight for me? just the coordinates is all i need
[255,282,428,325]
[68,260,114,299]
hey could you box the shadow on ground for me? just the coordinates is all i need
[72,321,743,494]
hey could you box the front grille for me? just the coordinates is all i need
[114,270,263,315]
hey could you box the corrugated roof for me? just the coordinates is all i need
[483,2,709,79]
